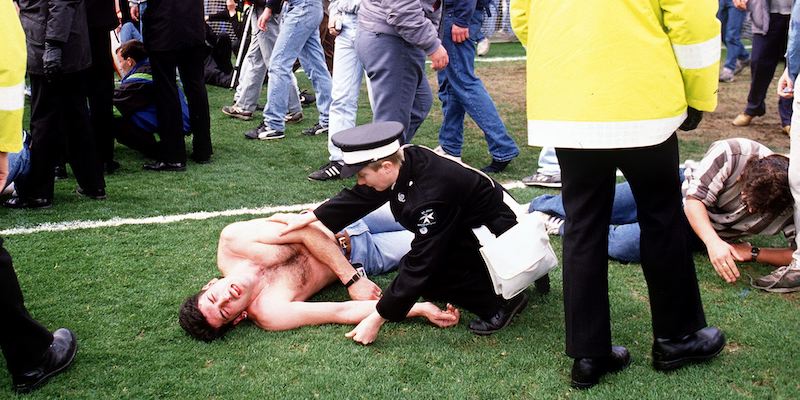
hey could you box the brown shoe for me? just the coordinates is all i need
[783,125,791,135]
[732,114,753,126]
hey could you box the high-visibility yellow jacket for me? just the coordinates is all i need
[510,0,720,149]
[0,0,26,153]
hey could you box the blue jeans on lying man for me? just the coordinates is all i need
[344,203,413,275]
[3,131,31,193]
[529,170,687,263]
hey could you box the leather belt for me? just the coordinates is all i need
[335,231,351,259]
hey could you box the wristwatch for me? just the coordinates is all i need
[750,246,760,262]
[344,266,366,288]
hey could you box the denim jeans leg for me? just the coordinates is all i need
[119,22,143,43]
[263,0,323,131]
[297,19,332,126]
[347,204,412,276]
[722,2,748,70]
[437,68,466,157]
[607,223,642,263]
[439,11,518,161]
[4,133,31,192]
[537,147,560,175]
[328,16,363,162]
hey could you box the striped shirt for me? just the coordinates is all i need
[682,138,795,242]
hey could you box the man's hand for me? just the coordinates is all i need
[347,277,382,300]
[429,45,449,71]
[678,107,703,131]
[130,4,140,21]
[733,0,748,11]
[418,302,460,328]
[328,14,340,37]
[269,211,318,236]
[0,152,9,191]
[707,239,741,283]
[730,242,754,262]
[451,24,469,43]
[778,68,794,99]
[345,311,386,345]
[257,8,273,31]
[43,42,63,81]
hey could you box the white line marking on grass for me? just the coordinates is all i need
[2,181,533,236]
[425,56,526,65]
[0,203,320,236]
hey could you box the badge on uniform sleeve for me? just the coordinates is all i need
[417,208,436,235]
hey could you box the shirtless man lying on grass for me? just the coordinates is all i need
[178,205,460,341]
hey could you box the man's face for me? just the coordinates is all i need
[356,162,396,191]
[197,276,254,328]
[116,52,135,76]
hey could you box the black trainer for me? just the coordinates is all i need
[308,161,344,181]
[301,123,329,136]
[299,89,316,107]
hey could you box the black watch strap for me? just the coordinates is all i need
[751,246,760,262]
[344,265,366,288]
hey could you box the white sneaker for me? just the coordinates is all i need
[532,211,564,235]
[477,38,491,57]
[433,145,462,162]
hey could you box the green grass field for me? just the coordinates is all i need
[1,53,799,399]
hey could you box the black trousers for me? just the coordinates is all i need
[0,239,53,376]
[422,235,505,321]
[19,73,105,200]
[113,117,159,159]
[745,13,792,125]
[87,27,116,165]
[556,133,707,358]
[149,46,212,163]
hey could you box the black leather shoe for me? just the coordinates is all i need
[13,328,77,393]
[53,165,68,180]
[190,154,212,164]
[652,326,725,371]
[143,161,186,171]
[534,274,550,294]
[3,196,52,209]
[76,186,107,200]
[571,346,631,389]
[468,291,529,335]
[480,159,511,173]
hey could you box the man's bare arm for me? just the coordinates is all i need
[685,197,740,283]
[220,216,381,300]
[251,301,459,332]
[729,242,793,267]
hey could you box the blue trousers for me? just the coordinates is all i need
[718,0,749,71]
[437,10,518,161]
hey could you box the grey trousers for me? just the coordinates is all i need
[355,30,432,143]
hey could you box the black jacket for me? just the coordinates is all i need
[18,0,92,75]
[142,0,205,52]
[314,146,518,321]
[85,0,118,30]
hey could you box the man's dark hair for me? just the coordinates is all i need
[117,40,148,64]
[178,290,234,342]
[739,154,792,217]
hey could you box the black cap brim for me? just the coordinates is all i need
[340,161,369,179]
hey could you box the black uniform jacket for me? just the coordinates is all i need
[141,0,205,52]
[314,146,518,321]
[85,0,118,30]
[18,0,92,75]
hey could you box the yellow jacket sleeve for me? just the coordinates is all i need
[0,1,26,153]
[510,0,530,48]
[661,0,721,112]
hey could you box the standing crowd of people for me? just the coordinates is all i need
[2,0,800,395]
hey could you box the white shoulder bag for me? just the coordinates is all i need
[473,193,559,299]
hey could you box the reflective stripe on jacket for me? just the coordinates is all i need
[510,0,720,149]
